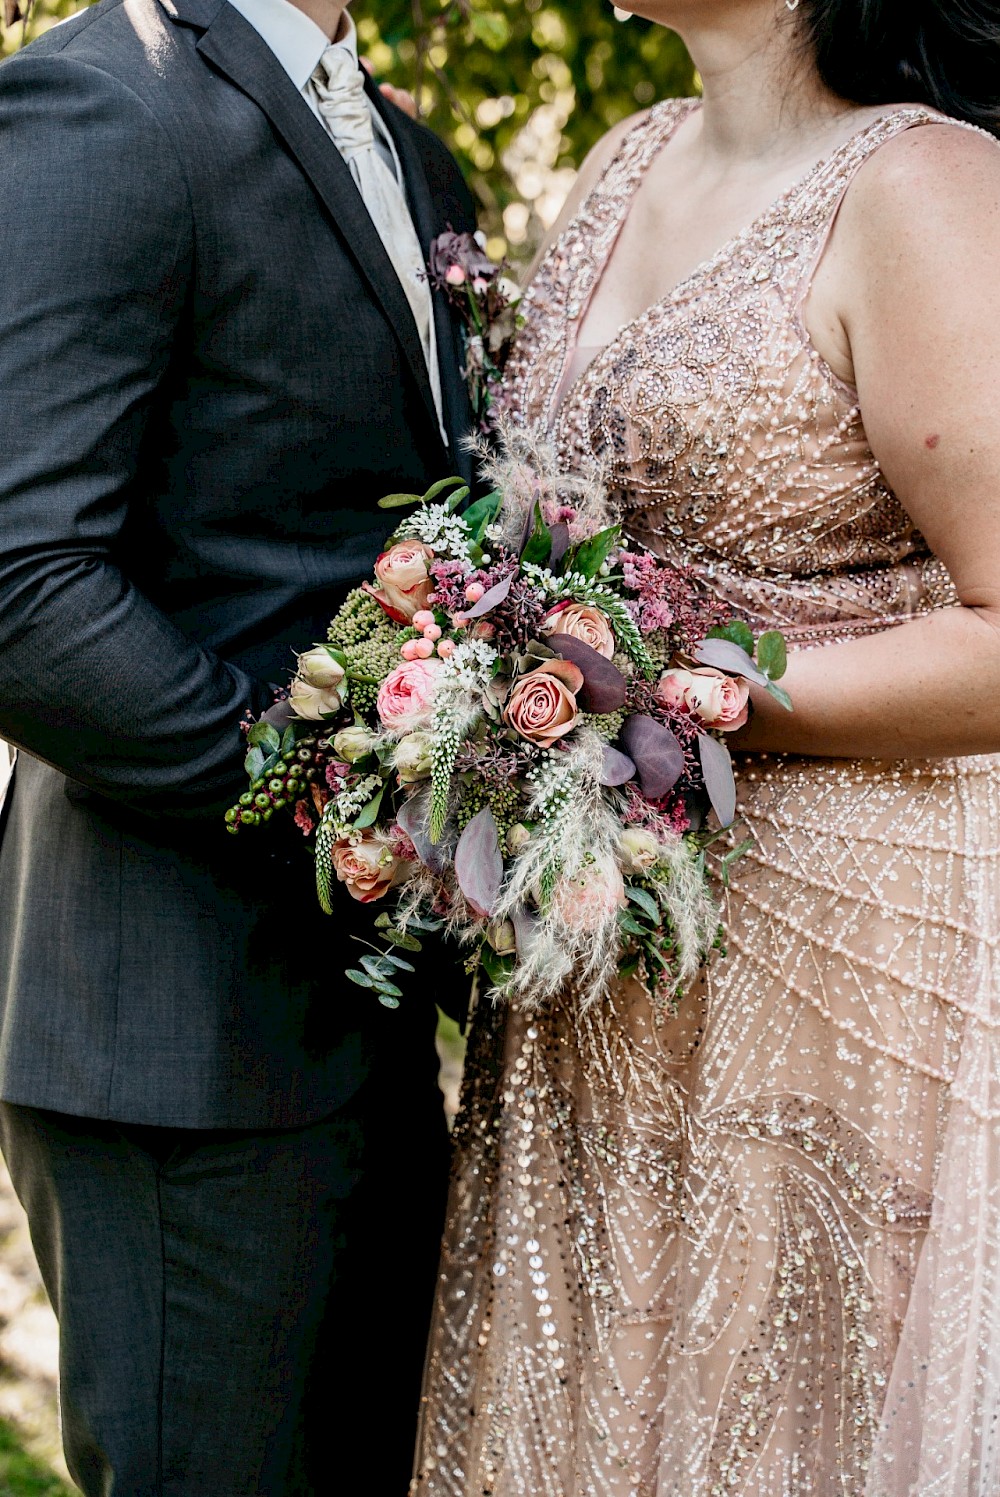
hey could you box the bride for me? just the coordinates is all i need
[413,0,1000,1493]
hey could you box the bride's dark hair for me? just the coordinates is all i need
[801,0,1000,135]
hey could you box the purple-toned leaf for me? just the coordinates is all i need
[695,638,770,687]
[465,571,515,619]
[548,633,627,713]
[454,806,503,918]
[600,745,636,787]
[698,733,737,827]
[548,522,570,567]
[396,795,450,877]
[620,715,685,801]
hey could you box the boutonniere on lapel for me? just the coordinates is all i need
[428,231,524,432]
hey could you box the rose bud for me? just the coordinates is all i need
[288,677,344,720]
[619,827,663,875]
[333,724,376,763]
[503,659,584,749]
[506,823,531,856]
[656,667,751,731]
[541,603,616,660]
[363,541,435,623]
[393,731,433,783]
[486,920,517,957]
[297,645,347,691]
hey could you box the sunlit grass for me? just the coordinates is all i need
[0,1418,71,1495]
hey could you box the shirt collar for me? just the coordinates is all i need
[224,0,359,94]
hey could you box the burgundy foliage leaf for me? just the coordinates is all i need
[548,522,570,567]
[454,806,503,917]
[600,745,636,787]
[547,633,627,713]
[620,715,685,801]
[695,638,770,687]
[396,795,450,877]
[465,571,515,619]
[697,733,737,827]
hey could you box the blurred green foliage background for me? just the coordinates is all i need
[1,0,694,258]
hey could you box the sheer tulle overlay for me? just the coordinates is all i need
[413,103,1000,1496]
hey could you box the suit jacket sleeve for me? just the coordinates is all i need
[0,55,271,815]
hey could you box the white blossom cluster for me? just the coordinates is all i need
[331,772,382,835]
[397,501,473,558]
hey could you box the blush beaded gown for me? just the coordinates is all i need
[412,102,1000,1496]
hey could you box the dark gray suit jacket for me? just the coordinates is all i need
[0,0,475,1126]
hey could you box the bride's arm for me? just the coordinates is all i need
[735,124,1000,760]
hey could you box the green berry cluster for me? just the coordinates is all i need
[581,708,627,740]
[224,735,322,832]
[327,592,401,714]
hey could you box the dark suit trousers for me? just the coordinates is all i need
[0,1071,449,1495]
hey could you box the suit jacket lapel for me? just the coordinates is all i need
[160,0,448,462]
[367,81,476,485]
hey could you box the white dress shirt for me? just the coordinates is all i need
[224,0,445,435]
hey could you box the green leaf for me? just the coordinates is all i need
[462,489,503,543]
[756,631,788,681]
[764,680,794,712]
[520,501,553,568]
[569,523,621,581]
[377,993,401,1009]
[280,726,298,757]
[244,746,266,782]
[707,620,755,656]
[444,485,470,514]
[470,10,510,49]
[361,953,393,979]
[247,722,281,753]
[422,475,468,505]
[617,911,648,937]
[373,978,403,1000]
[626,886,661,924]
[720,836,755,889]
[377,491,422,510]
[382,927,423,952]
[618,953,641,980]
[346,968,378,989]
[352,785,385,830]
[379,951,416,973]
[374,913,393,930]
[480,944,516,987]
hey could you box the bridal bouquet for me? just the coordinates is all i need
[225,430,790,1012]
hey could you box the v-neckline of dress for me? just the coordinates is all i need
[544,100,909,432]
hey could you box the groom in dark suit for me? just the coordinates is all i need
[0,0,473,1489]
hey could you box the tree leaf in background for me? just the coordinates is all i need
[620,715,686,800]
[697,733,737,828]
[454,806,503,917]
[547,633,627,712]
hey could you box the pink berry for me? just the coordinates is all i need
[413,638,435,659]
[452,614,469,630]
[464,582,485,604]
[437,639,456,659]
[412,609,435,630]
[400,639,421,661]
[422,623,442,641]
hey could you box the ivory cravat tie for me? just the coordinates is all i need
[310,45,444,435]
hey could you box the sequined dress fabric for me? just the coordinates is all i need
[413,103,1000,1496]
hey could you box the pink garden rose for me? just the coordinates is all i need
[364,541,435,623]
[504,659,584,749]
[551,859,627,932]
[656,667,751,731]
[332,833,410,904]
[542,601,616,660]
[376,658,440,734]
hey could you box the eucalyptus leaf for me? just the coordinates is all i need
[346,968,378,990]
[756,631,788,681]
[382,928,423,952]
[698,733,737,828]
[361,954,393,979]
[765,680,794,712]
[373,978,404,1000]
[380,951,416,973]
[378,993,402,1009]
[695,638,770,688]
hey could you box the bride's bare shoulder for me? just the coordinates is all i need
[523,101,690,283]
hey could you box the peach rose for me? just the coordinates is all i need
[376,658,440,734]
[542,602,616,660]
[656,667,751,731]
[551,858,627,932]
[332,833,410,904]
[504,659,584,749]
[364,541,435,623]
